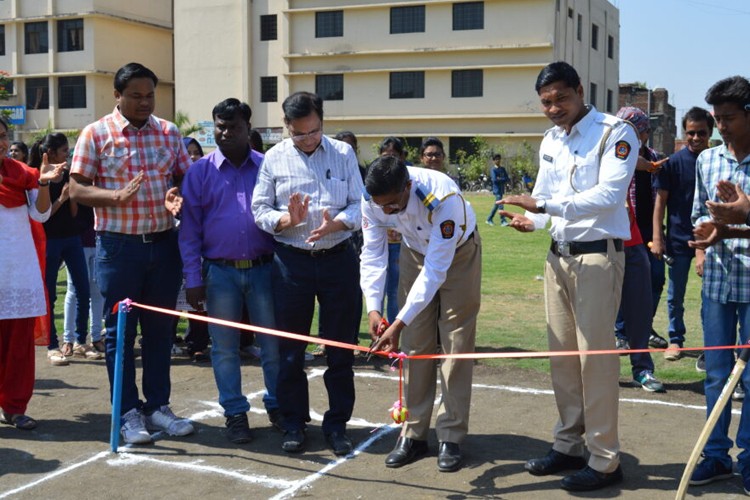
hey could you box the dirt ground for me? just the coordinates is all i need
[1,347,748,499]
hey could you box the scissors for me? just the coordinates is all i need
[366,318,390,361]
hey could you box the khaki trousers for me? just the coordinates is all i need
[399,231,481,444]
[544,240,624,473]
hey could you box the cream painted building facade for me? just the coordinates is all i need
[0,0,174,141]
[176,0,619,161]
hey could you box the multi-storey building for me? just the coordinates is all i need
[175,0,620,162]
[0,0,174,142]
[619,83,677,155]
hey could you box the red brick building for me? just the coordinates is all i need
[619,83,676,155]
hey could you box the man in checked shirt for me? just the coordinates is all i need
[70,62,194,445]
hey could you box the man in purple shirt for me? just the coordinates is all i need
[179,98,279,444]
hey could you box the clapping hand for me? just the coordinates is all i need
[38,153,66,184]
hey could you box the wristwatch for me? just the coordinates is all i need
[37,179,49,187]
[535,199,546,214]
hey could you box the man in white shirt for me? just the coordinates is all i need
[500,61,637,491]
[360,155,481,472]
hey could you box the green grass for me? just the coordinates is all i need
[54,194,706,383]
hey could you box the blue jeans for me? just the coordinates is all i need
[97,231,182,415]
[700,294,750,467]
[204,260,279,416]
[666,254,693,345]
[384,242,401,323]
[45,235,90,349]
[272,242,359,434]
[64,246,105,343]
[615,244,655,378]
[486,192,506,222]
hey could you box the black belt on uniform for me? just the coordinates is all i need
[550,238,623,257]
[98,230,173,244]
[205,255,273,269]
[277,239,350,258]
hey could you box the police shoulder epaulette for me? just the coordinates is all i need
[415,184,440,212]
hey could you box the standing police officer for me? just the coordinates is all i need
[500,61,637,492]
[360,155,481,473]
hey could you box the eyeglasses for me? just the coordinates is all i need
[423,152,443,159]
[686,130,708,137]
[289,125,323,142]
[372,186,409,213]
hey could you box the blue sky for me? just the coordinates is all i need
[616,0,749,130]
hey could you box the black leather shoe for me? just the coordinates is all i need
[561,465,623,491]
[385,437,428,468]
[437,442,462,472]
[326,431,353,456]
[281,429,306,453]
[525,449,586,476]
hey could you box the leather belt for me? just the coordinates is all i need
[550,238,623,257]
[98,230,173,244]
[206,255,273,269]
[277,239,350,258]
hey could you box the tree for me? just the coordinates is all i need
[175,110,201,137]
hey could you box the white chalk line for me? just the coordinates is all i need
[1,369,730,498]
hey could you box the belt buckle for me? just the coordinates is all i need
[309,248,323,258]
[235,260,252,269]
[559,241,571,257]
[141,233,154,243]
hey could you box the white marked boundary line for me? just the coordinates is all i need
[0,451,109,499]
[0,370,732,499]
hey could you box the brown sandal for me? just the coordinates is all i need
[60,342,74,357]
[1,411,38,430]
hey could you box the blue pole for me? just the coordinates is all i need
[109,301,128,452]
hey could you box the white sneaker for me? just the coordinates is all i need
[145,405,194,436]
[121,408,152,444]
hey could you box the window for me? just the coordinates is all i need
[390,6,425,34]
[58,19,83,52]
[576,14,582,41]
[316,10,343,38]
[607,35,614,59]
[606,89,614,113]
[316,74,343,101]
[0,25,5,56]
[591,24,599,50]
[1,78,13,95]
[453,2,484,31]
[260,77,277,102]
[260,15,277,41]
[390,71,424,99]
[452,69,483,98]
[26,78,49,109]
[25,21,48,54]
[59,76,86,108]
[589,82,598,108]
[568,8,573,18]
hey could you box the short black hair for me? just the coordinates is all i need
[114,62,158,93]
[535,61,581,93]
[29,133,68,168]
[212,97,252,122]
[492,153,502,161]
[379,136,405,155]
[0,115,9,132]
[365,155,409,197]
[10,140,29,160]
[419,136,444,157]
[334,130,357,145]
[705,76,750,109]
[249,129,264,153]
[283,91,324,122]
[682,106,715,132]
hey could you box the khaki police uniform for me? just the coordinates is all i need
[361,167,481,443]
[525,106,638,474]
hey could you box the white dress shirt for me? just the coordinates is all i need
[526,106,638,242]
[252,135,363,249]
[360,167,477,325]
